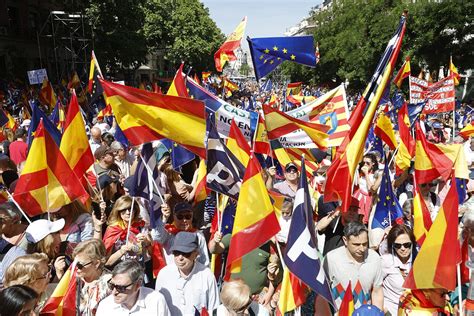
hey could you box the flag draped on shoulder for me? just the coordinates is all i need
[324,14,407,212]
[101,79,206,158]
[404,177,461,290]
[248,35,317,80]
[283,156,334,309]
[214,17,247,72]
[225,153,280,277]
[206,114,245,200]
[393,56,411,88]
[14,120,88,217]
[60,90,94,180]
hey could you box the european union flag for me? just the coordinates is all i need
[365,127,384,158]
[161,139,195,172]
[247,35,317,80]
[371,162,403,230]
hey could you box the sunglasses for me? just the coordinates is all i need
[108,280,134,293]
[420,183,436,188]
[118,208,131,213]
[76,261,93,270]
[172,251,193,258]
[393,242,412,249]
[176,214,192,220]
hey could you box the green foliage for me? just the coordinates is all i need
[85,0,148,72]
[283,0,473,93]
[143,0,224,72]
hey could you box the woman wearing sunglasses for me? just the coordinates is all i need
[72,239,111,316]
[102,196,151,268]
[381,224,417,316]
[3,253,51,312]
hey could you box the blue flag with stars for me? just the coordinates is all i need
[371,162,403,230]
[365,127,384,158]
[247,35,317,80]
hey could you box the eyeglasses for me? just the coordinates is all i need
[108,280,134,293]
[172,251,193,258]
[35,266,52,280]
[393,242,412,249]
[176,214,192,220]
[118,208,131,213]
[76,261,93,270]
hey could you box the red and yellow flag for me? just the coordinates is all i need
[374,107,397,150]
[324,15,406,212]
[414,122,469,184]
[101,79,206,158]
[67,71,81,90]
[214,17,247,72]
[223,78,239,97]
[225,154,280,277]
[193,159,209,205]
[60,90,94,180]
[263,104,329,149]
[393,56,411,88]
[88,50,103,93]
[404,177,461,290]
[395,103,415,174]
[202,71,211,83]
[412,180,432,246]
[13,120,89,217]
[227,119,251,167]
[253,114,272,155]
[338,281,355,316]
[278,268,308,314]
[286,82,303,96]
[167,63,189,97]
[41,265,77,315]
[5,111,17,131]
[449,57,460,86]
[39,78,57,110]
[459,122,474,140]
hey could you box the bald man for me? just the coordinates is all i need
[89,126,102,154]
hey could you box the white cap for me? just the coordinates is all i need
[25,218,65,243]
[20,119,31,128]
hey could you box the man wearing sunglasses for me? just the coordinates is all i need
[96,259,170,315]
[156,232,219,315]
[151,202,209,267]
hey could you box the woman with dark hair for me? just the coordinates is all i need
[381,224,417,315]
[354,153,381,224]
[0,284,39,316]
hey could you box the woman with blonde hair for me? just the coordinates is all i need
[73,239,111,316]
[102,195,151,267]
[217,279,269,315]
[3,253,51,311]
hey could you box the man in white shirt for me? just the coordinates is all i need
[156,231,219,315]
[96,260,170,315]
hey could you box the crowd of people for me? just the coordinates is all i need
[0,74,472,316]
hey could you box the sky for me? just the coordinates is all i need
[201,0,322,38]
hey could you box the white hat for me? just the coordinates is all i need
[25,218,65,243]
[20,119,31,128]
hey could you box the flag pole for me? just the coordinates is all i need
[125,196,135,244]
[457,263,464,316]
[3,189,32,224]
[216,192,221,232]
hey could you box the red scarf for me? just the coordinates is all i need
[164,224,197,235]
[102,220,145,253]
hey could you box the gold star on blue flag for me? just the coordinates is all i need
[247,35,317,80]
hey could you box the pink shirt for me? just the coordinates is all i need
[9,139,28,165]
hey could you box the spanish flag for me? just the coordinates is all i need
[227,119,250,167]
[67,71,81,90]
[13,119,89,217]
[324,14,406,212]
[6,111,17,131]
[404,177,461,290]
[101,79,206,158]
[263,104,329,149]
[395,103,415,174]
[39,78,57,110]
[412,180,432,246]
[88,50,103,93]
[278,268,307,314]
[449,56,460,86]
[193,159,209,205]
[253,114,271,155]
[214,17,247,72]
[374,107,397,150]
[338,281,355,316]
[167,63,189,97]
[41,264,78,315]
[459,122,474,139]
[225,153,280,277]
[414,122,469,184]
[393,56,411,88]
[223,78,239,97]
[60,90,94,180]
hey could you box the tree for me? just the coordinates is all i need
[144,0,224,72]
[282,0,473,93]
